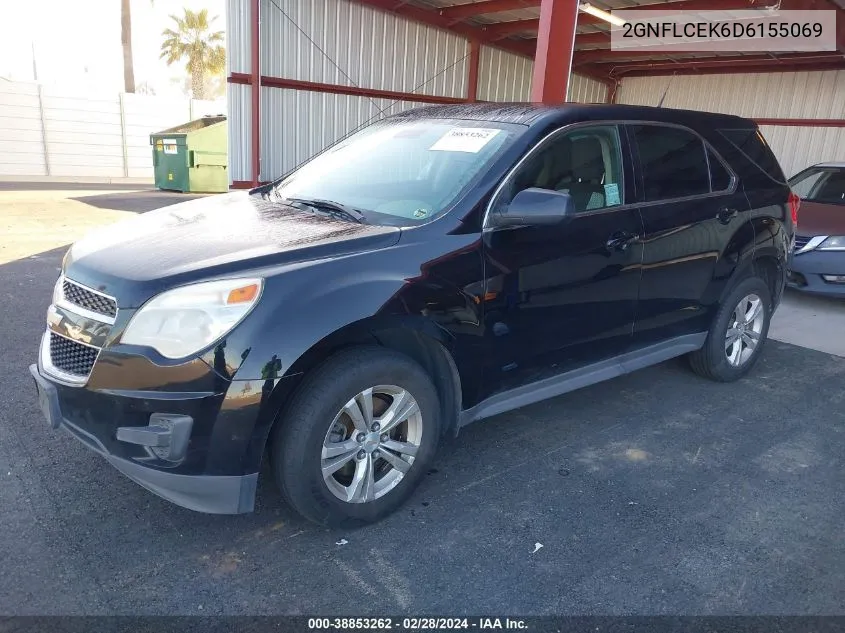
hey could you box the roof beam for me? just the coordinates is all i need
[469,0,768,36]
[439,0,541,20]
[575,47,838,65]
[440,0,763,22]
[588,52,845,75]
[353,0,534,56]
[603,60,845,76]
[575,31,611,47]
[482,21,610,47]
[481,18,540,37]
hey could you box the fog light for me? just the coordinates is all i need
[821,275,845,284]
[116,414,192,462]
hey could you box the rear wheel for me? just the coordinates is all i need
[271,346,441,527]
[689,277,772,382]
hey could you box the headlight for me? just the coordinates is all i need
[121,278,263,359]
[818,236,845,251]
[52,275,64,304]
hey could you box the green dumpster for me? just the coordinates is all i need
[150,115,228,193]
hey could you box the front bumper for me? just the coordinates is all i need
[788,250,845,298]
[29,356,269,514]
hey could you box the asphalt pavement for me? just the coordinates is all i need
[1,188,844,615]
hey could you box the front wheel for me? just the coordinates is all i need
[271,346,441,527]
[689,277,772,382]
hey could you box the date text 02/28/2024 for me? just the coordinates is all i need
[307,617,528,630]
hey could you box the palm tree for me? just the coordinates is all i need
[160,9,225,100]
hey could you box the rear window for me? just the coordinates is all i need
[718,128,786,184]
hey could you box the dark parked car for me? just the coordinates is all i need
[787,162,845,297]
[30,103,794,527]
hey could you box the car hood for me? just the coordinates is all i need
[797,200,845,237]
[64,191,401,306]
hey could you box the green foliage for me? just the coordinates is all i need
[160,8,225,98]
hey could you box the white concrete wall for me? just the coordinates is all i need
[0,80,225,180]
[617,71,845,178]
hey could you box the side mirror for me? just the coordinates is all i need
[489,187,574,227]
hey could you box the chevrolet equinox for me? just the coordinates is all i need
[31,104,795,526]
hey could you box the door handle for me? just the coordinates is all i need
[606,231,637,252]
[716,207,739,224]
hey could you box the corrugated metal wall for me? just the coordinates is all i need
[228,0,611,182]
[617,71,845,177]
[226,0,252,75]
[261,88,419,178]
[226,0,252,182]
[251,0,471,180]
[477,47,533,102]
[475,47,608,104]
[228,83,252,183]
[261,0,468,98]
[0,80,225,179]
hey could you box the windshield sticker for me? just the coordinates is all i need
[413,208,429,219]
[604,183,621,205]
[430,128,501,153]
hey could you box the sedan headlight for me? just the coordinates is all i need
[52,275,64,304]
[818,236,845,251]
[121,278,263,359]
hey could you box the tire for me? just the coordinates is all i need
[688,276,772,382]
[271,346,441,527]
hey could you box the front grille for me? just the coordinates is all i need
[49,332,98,377]
[62,279,117,318]
[793,235,810,253]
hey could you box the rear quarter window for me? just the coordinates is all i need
[718,128,787,185]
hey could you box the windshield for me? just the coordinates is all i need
[790,167,845,206]
[272,118,523,226]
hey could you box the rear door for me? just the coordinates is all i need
[628,123,752,346]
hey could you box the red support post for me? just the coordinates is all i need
[530,0,579,104]
[250,0,261,188]
[468,40,481,102]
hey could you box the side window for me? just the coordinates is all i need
[707,147,733,191]
[790,169,827,199]
[813,171,845,204]
[631,125,710,201]
[496,125,624,214]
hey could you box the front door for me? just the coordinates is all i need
[480,124,644,399]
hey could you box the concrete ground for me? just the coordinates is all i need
[769,290,845,358]
[1,186,843,615]
[0,184,206,265]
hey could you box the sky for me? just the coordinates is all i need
[0,0,225,97]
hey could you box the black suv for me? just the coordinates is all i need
[31,104,794,526]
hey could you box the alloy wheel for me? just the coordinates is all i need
[321,385,423,504]
[724,293,765,367]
